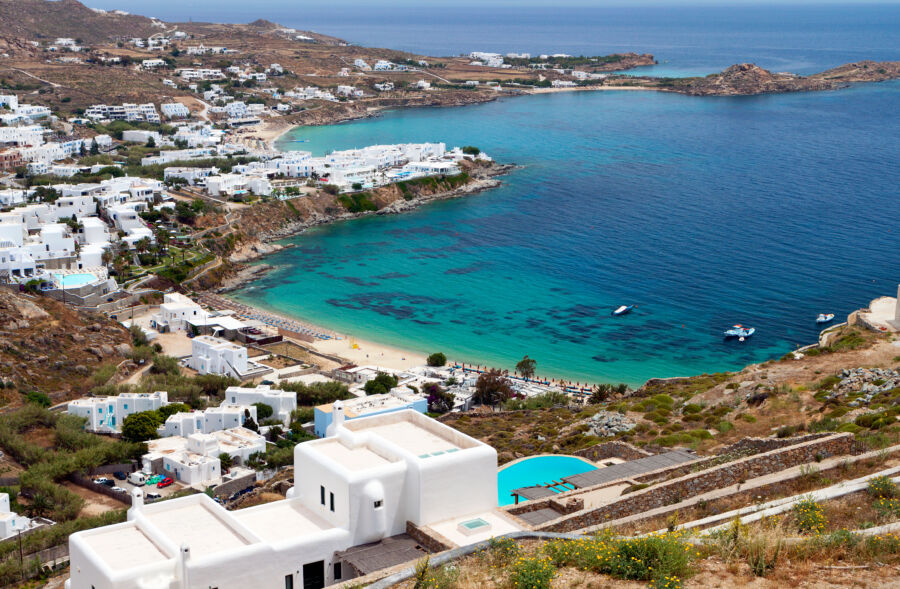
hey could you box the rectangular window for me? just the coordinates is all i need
[330,492,335,512]
[374,500,383,509]
[284,574,293,589]
[320,486,325,506]
[124,404,128,410]
[334,563,342,580]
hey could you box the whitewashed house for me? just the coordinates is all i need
[224,384,296,426]
[159,404,257,437]
[67,391,169,433]
[67,409,512,589]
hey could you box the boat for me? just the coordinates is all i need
[612,305,634,316]
[724,324,755,339]
[816,313,835,324]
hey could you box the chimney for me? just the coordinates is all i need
[127,487,144,521]
[331,400,345,435]
[178,543,191,587]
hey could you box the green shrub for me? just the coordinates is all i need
[682,403,703,414]
[867,476,898,499]
[508,556,555,589]
[426,352,447,367]
[793,497,827,534]
[481,536,520,566]
[24,391,51,407]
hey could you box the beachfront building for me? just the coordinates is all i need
[313,390,427,437]
[67,409,512,589]
[159,404,258,437]
[224,384,296,426]
[188,336,272,381]
[151,293,211,333]
[67,391,169,433]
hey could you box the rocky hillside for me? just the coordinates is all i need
[0,0,161,43]
[0,288,133,407]
[660,61,900,96]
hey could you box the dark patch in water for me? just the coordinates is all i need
[444,263,486,275]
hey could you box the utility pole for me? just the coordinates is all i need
[18,530,24,582]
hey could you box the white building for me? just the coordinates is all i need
[67,409,511,589]
[0,493,33,541]
[142,59,167,69]
[224,384,296,426]
[67,391,169,433]
[188,336,270,380]
[145,427,265,481]
[161,102,191,119]
[151,293,211,333]
[159,404,258,437]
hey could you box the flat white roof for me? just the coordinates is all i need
[311,439,393,472]
[363,421,459,455]
[82,524,169,571]
[144,502,248,557]
[232,500,334,543]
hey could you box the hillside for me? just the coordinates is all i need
[0,0,161,43]
[653,61,900,96]
[0,288,133,407]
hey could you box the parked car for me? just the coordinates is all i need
[94,477,110,485]
[113,471,127,481]
[146,492,161,501]
[111,487,127,494]
[157,477,174,489]
[146,475,163,485]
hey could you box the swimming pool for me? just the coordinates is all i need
[54,273,98,288]
[496,455,597,506]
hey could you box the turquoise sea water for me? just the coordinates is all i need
[496,456,597,506]
[232,80,900,386]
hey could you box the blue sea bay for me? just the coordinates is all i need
[231,79,900,386]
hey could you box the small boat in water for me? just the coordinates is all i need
[816,313,835,324]
[724,324,755,339]
[612,305,634,316]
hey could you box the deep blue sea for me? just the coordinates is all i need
[215,3,900,386]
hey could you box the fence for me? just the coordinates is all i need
[67,473,132,505]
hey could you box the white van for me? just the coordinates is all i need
[128,472,147,485]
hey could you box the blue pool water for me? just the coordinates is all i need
[497,456,597,506]
[55,273,98,287]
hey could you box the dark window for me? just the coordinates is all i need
[334,562,342,580]
[302,561,325,589]
[320,485,325,505]
[374,500,383,509]
[285,574,293,589]
[329,492,335,512]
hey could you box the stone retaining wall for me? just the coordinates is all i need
[536,433,856,532]
[406,521,452,553]
[573,441,652,462]
[211,472,256,498]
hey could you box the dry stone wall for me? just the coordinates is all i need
[536,433,856,532]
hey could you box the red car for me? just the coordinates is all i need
[156,477,174,489]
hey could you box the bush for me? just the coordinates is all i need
[508,556,555,589]
[121,411,163,442]
[253,402,274,420]
[462,145,480,155]
[793,497,827,534]
[481,536,520,566]
[544,532,694,584]
[426,352,447,367]
[24,391,51,407]
[867,475,898,499]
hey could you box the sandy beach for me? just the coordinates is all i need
[312,333,427,372]
[526,85,655,94]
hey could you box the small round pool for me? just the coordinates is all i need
[54,273,98,287]
[497,455,597,506]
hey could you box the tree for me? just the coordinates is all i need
[253,402,274,420]
[146,136,156,148]
[426,352,447,367]
[90,140,100,155]
[462,145,480,155]
[423,382,454,414]
[243,409,259,432]
[135,237,152,254]
[516,355,537,379]
[122,411,163,442]
[218,452,233,471]
[158,403,191,419]
[474,370,513,409]
[364,372,399,396]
